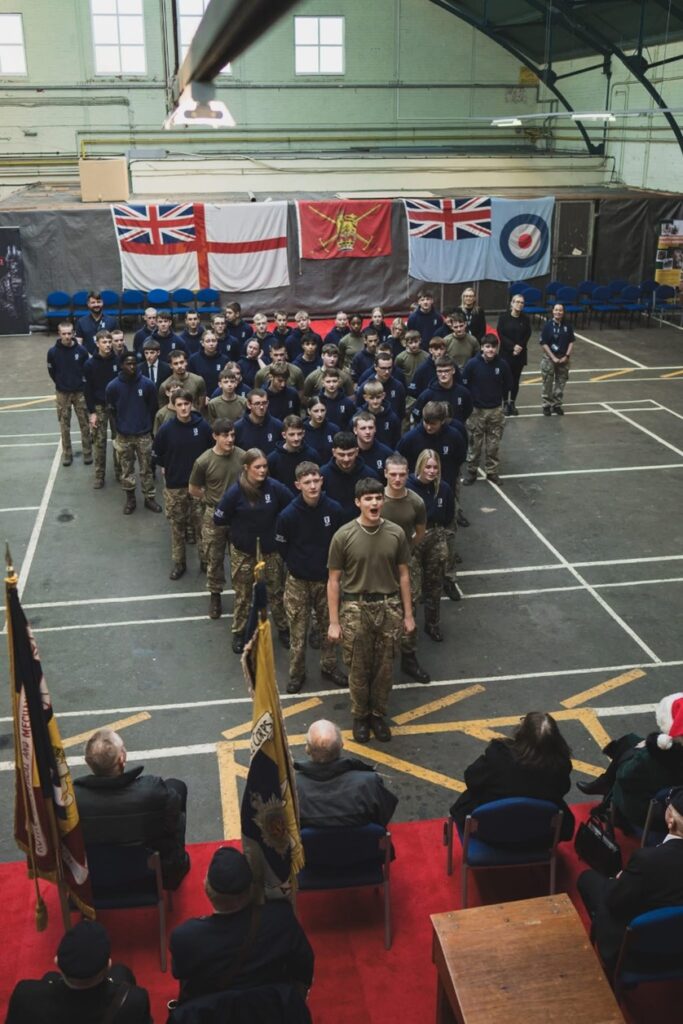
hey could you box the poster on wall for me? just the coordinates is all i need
[654,220,683,288]
[0,227,29,336]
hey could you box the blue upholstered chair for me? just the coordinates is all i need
[613,905,683,999]
[45,290,71,330]
[444,797,564,908]
[297,823,393,949]
[100,289,121,318]
[120,289,146,322]
[86,843,168,971]
[196,287,222,317]
[146,288,171,314]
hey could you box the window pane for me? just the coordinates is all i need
[118,15,143,44]
[177,0,205,13]
[120,45,145,73]
[295,46,318,74]
[1,14,24,45]
[320,46,343,73]
[93,14,119,44]
[117,0,142,13]
[319,17,343,45]
[95,45,120,73]
[0,46,26,74]
[295,18,318,45]
[179,15,202,46]
[91,0,117,13]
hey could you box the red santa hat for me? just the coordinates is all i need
[655,693,683,750]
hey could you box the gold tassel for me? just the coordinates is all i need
[35,892,48,931]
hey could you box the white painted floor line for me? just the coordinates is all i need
[602,403,683,458]
[504,463,683,478]
[651,316,683,332]
[572,331,647,368]
[652,401,683,423]
[31,613,231,634]
[573,554,683,568]
[462,577,683,600]
[0,394,55,402]
[485,480,662,663]
[23,589,235,610]
[596,704,658,717]
[514,408,670,420]
[0,407,55,415]
[1,661,681,730]
[0,441,59,448]
[458,564,565,578]
[524,398,659,407]
[0,432,60,439]
[17,445,62,600]
[0,505,40,513]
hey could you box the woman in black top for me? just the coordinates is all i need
[450,711,575,840]
[456,286,487,342]
[497,293,532,416]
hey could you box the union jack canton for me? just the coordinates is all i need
[405,198,492,242]
[113,203,197,252]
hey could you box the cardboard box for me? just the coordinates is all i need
[79,158,129,203]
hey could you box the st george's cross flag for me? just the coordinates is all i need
[486,197,554,281]
[405,197,491,283]
[112,201,289,292]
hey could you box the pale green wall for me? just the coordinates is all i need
[0,0,539,160]
[542,42,683,191]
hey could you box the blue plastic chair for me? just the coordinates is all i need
[146,288,172,314]
[196,287,222,317]
[508,280,529,296]
[519,286,545,318]
[654,285,683,325]
[588,285,620,328]
[121,289,146,321]
[619,285,648,328]
[71,289,89,316]
[45,290,71,330]
[172,288,196,313]
[100,289,120,318]
[86,843,168,970]
[545,280,563,306]
[608,278,629,298]
[613,905,683,999]
[297,824,393,948]
[555,285,584,323]
[445,798,564,908]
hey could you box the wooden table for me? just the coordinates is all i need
[431,894,625,1024]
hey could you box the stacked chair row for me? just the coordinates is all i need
[44,287,223,328]
[509,278,682,329]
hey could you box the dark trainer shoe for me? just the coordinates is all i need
[401,653,431,684]
[287,676,305,694]
[123,492,136,515]
[169,563,186,580]
[456,509,470,527]
[144,497,162,513]
[209,593,222,619]
[321,667,348,688]
[232,633,245,654]
[369,715,392,742]
[443,578,461,602]
[554,406,565,415]
[352,717,370,743]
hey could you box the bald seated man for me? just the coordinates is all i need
[73,728,190,890]
[294,719,398,828]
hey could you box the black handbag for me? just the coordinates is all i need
[574,811,622,876]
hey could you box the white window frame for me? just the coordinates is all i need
[294,16,344,76]
[91,0,147,77]
[0,13,28,77]
[176,0,231,74]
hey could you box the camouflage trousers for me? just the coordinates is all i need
[202,506,229,594]
[340,597,403,718]
[466,406,505,476]
[400,555,421,654]
[114,433,155,498]
[284,575,337,682]
[541,355,570,410]
[413,526,448,628]
[164,488,204,565]
[91,403,119,482]
[230,548,287,636]
[55,391,91,460]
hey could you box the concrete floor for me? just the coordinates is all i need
[1,319,682,859]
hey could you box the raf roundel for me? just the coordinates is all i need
[499,213,549,269]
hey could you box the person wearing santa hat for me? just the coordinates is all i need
[577,692,683,829]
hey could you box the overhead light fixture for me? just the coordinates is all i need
[491,118,523,127]
[163,82,235,130]
[570,112,616,123]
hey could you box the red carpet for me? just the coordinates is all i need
[0,810,675,1022]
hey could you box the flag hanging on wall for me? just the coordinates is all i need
[405,197,491,283]
[297,199,392,259]
[486,197,555,281]
[112,201,290,292]
[6,562,93,923]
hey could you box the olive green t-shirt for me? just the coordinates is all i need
[381,490,426,543]
[159,371,207,410]
[338,333,365,368]
[189,446,246,506]
[153,405,175,436]
[254,363,304,392]
[444,333,479,368]
[207,394,246,426]
[327,519,411,594]
[303,366,355,398]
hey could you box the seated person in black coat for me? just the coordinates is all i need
[74,727,190,889]
[295,719,398,827]
[578,785,683,976]
[170,847,314,1005]
[5,920,151,1024]
[450,711,575,841]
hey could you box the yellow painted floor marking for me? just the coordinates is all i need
[392,684,485,726]
[0,396,55,411]
[590,368,634,382]
[561,668,646,708]
[221,696,322,740]
[343,739,465,793]
[521,376,542,385]
[661,368,683,379]
[62,711,151,749]
[571,759,604,777]
[457,725,509,742]
[574,708,612,752]
[216,741,242,840]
